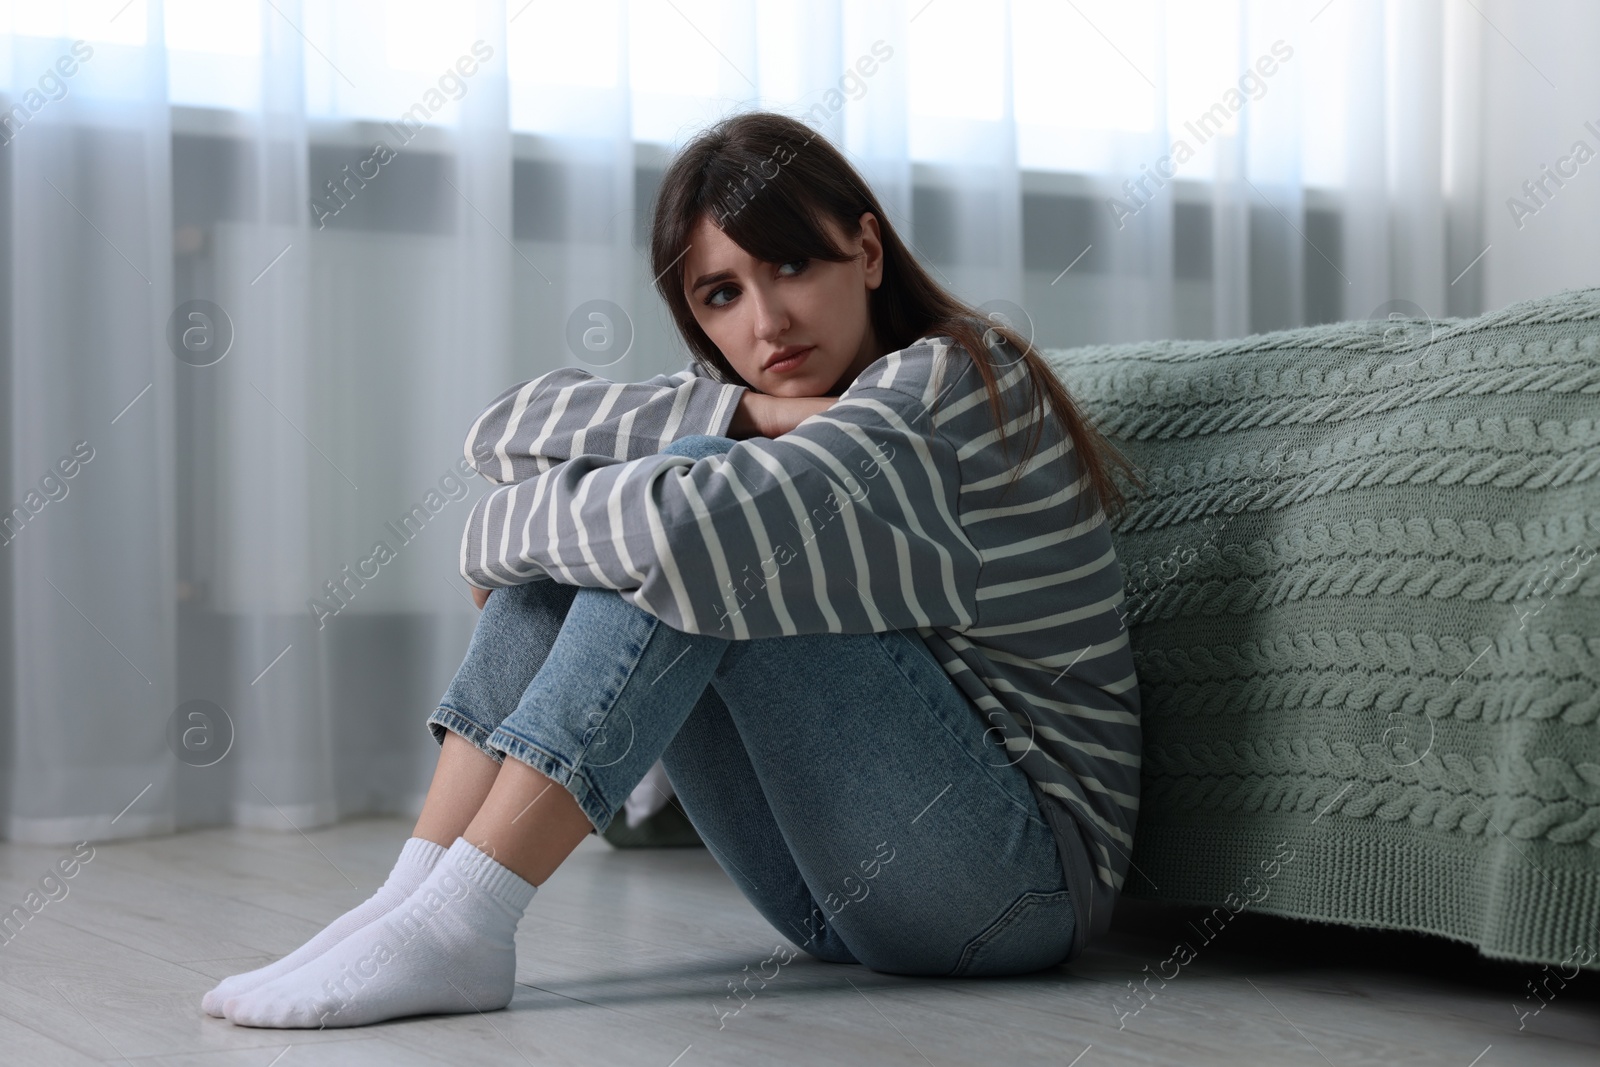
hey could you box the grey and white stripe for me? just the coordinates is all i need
[459,332,1140,960]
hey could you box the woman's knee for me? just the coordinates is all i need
[661,434,736,460]
[486,578,579,616]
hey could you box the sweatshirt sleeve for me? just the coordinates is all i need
[464,361,747,485]
[458,345,982,639]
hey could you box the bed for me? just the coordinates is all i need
[1044,286,1600,969]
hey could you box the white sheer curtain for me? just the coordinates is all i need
[3,0,1593,843]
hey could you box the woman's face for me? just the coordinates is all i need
[681,210,885,397]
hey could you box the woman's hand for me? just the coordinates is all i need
[472,586,490,610]
[728,392,838,439]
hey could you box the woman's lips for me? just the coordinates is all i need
[765,346,814,373]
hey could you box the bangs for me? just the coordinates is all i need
[694,148,858,268]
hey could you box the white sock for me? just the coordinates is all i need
[223,838,537,1029]
[201,837,446,1017]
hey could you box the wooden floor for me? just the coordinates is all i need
[0,817,1593,1066]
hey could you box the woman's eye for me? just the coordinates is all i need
[703,260,804,307]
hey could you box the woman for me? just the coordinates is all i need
[207,111,1142,1029]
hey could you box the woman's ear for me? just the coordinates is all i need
[858,212,884,291]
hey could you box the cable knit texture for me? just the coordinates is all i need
[1045,286,1600,970]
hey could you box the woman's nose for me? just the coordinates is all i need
[748,285,790,340]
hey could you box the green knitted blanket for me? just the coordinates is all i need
[1045,287,1600,969]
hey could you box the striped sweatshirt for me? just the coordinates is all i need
[458,331,1140,959]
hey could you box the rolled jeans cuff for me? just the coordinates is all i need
[427,705,505,764]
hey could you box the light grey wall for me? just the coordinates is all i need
[1480,0,1600,309]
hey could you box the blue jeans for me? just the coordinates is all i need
[427,435,1076,978]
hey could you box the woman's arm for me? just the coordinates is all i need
[465,364,747,485]
[459,345,983,639]
[725,392,839,439]
[469,392,835,611]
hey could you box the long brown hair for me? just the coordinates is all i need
[649,110,1140,522]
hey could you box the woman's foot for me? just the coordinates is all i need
[201,837,446,1016]
[223,838,537,1028]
